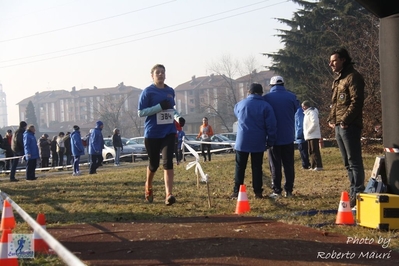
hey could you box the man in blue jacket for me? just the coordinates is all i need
[23,124,39,181]
[232,83,277,199]
[89,121,104,174]
[263,76,299,198]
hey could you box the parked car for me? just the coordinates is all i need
[0,149,21,171]
[79,144,116,164]
[181,134,201,152]
[129,137,144,145]
[103,138,145,162]
[184,134,234,153]
[210,134,235,153]
[125,139,148,160]
[220,132,237,142]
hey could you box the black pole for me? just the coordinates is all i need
[355,0,399,194]
[380,14,399,194]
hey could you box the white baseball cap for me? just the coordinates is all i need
[270,76,284,86]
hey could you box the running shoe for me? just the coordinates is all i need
[165,194,176,206]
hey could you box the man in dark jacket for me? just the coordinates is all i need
[38,134,51,168]
[327,48,365,208]
[63,132,72,166]
[10,121,27,182]
[3,129,13,171]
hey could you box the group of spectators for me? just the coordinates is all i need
[3,120,112,181]
[231,48,365,208]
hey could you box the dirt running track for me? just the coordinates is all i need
[48,215,399,266]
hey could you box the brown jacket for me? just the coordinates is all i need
[327,64,365,128]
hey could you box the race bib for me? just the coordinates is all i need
[156,109,174,125]
[202,134,208,139]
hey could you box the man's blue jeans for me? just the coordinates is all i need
[335,124,365,199]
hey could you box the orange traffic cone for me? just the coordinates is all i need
[335,191,355,225]
[33,213,50,253]
[0,200,16,231]
[0,229,18,266]
[235,185,250,214]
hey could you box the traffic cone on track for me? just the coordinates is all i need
[335,191,355,225]
[0,200,16,231]
[235,185,250,214]
[0,229,18,266]
[33,213,50,253]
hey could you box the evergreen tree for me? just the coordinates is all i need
[25,101,39,127]
[264,0,380,138]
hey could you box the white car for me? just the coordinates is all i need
[103,138,139,162]
[79,145,116,164]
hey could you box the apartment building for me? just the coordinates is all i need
[17,82,142,136]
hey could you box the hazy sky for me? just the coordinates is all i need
[0,0,301,125]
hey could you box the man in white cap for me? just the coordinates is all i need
[263,76,299,198]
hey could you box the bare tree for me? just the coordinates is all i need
[206,54,261,132]
[92,92,133,137]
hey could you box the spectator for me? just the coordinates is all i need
[231,83,277,199]
[50,135,58,167]
[0,133,4,151]
[302,100,323,171]
[56,132,65,167]
[63,132,72,166]
[263,76,299,198]
[137,64,185,206]
[175,120,185,164]
[197,117,214,162]
[112,128,123,166]
[295,106,310,170]
[10,121,27,182]
[23,124,39,181]
[89,121,104,174]
[327,48,365,208]
[38,133,51,168]
[3,129,14,171]
[71,125,85,176]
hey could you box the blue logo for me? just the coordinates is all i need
[8,234,34,258]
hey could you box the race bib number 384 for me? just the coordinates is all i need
[157,109,174,125]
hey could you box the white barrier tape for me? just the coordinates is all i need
[0,155,24,161]
[182,141,208,183]
[384,147,399,153]
[0,191,86,266]
[183,138,234,154]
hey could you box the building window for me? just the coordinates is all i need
[189,91,193,95]
[189,99,194,104]
[190,108,194,113]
